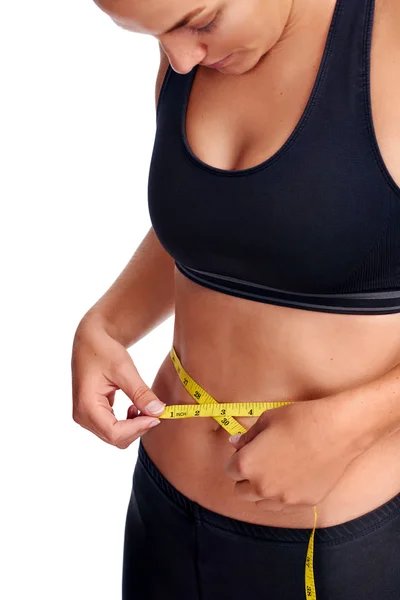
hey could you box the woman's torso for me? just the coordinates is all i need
[142,0,400,528]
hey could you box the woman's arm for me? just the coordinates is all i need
[79,46,173,348]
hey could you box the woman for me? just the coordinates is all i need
[72,0,400,598]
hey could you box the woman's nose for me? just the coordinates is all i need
[158,38,207,74]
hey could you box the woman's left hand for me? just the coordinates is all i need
[224,397,367,512]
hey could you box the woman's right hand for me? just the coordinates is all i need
[71,315,166,449]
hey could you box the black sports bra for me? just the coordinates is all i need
[148,0,400,315]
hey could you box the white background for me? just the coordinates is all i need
[1,1,173,598]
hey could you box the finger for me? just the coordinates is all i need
[108,389,116,408]
[113,357,167,417]
[109,415,161,449]
[229,412,270,448]
[224,443,263,482]
[232,479,265,502]
[87,394,161,448]
[127,404,139,419]
[232,482,309,512]
[224,445,258,482]
[224,451,245,481]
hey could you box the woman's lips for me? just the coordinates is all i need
[204,53,234,68]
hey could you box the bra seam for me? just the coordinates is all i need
[175,263,400,314]
[176,261,400,300]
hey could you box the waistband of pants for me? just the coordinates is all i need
[137,439,400,544]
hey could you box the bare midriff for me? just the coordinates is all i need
[141,268,400,528]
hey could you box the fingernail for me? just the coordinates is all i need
[149,420,161,428]
[229,434,242,443]
[146,400,166,414]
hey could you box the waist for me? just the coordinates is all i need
[141,413,400,528]
[146,278,400,526]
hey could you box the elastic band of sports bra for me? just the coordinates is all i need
[176,262,400,313]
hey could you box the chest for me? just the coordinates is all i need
[185,0,400,187]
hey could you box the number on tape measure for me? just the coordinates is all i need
[169,345,318,600]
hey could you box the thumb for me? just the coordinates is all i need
[229,412,270,448]
[114,355,166,417]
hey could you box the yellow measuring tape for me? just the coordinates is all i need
[158,346,318,600]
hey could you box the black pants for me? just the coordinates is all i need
[122,440,400,599]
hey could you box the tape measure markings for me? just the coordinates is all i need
[168,345,318,600]
[159,401,294,419]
